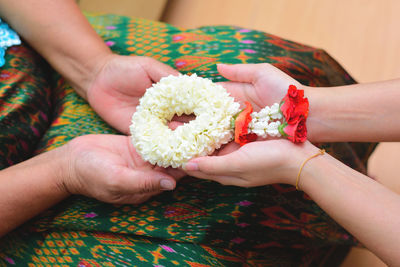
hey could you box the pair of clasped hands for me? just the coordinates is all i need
[64,54,312,204]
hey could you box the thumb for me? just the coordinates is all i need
[217,63,263,83]
[119,168,176,193]
[141,57,180,82]
[184,152,243,176]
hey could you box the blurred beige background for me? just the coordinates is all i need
[78,0,400,84]
[77,0,168,21]
[163,0,400,84]
[79,1,398,266]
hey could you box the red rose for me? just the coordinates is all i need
[280,85,309,124]
[234,101,256,146]
[283,116,307,143]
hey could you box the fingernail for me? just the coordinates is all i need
[160,179,175,191]
[184,162,199,171]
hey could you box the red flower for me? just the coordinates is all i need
[279,85,309,143]
[237,132,257,146]
[234,101,257,146]
[283,116,307,143]
[280,85,309,124]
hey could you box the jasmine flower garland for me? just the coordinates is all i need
[248,103,283,138]
[235,85,309,145]
[130,75,309,168]
[130,74,240,168]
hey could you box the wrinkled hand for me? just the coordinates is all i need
[218,63,302,110]
[184,139,318,188]
[86,55,179,134]
[61,134,184,204]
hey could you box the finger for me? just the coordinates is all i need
[168,114,195,130]
[117,168,177,194]
[141,57,180,82]
[118,107,137,134]
[183,151,243,176]
[218,81,252,101]
[117,191,158,204]
[166,167,187,180]
[216,142,240,156]
[184,170,247,187]
[171,114,196,123]
[217,81,263,110]
[217,63,264,83]
[168,121,184,130]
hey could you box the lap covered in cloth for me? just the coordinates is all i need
[0,14,375,266]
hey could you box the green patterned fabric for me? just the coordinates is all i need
[0,14,375,266]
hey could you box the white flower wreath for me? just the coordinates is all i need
[131,75,309,168]
[130,74,240,168]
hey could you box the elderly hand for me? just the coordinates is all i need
[60,134,184,204]
[86,55,179,134]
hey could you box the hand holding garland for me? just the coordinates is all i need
[216,63,309,145]
[185,63,400,265]
[0,0,179,134]
[184,138,400,266]
[0,134,182,237]
[220,63,400,143]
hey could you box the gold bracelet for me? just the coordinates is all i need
[295,149,325,190]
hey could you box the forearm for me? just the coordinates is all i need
[0,0,112,98]
[305,79,400,142]
[0,148,70,237]
[299,149,400,265]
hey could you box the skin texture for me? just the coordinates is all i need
[218,63,400,142]
[0,0,182,236]
[185,63,400,265]
[0,0,179,134]
[87,55,180,133]
[0,135,182,237]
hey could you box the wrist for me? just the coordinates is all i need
[303,86,330,142]
[305,85,368,142]
[269,141,320,186]
[49,145,74,197]
[284,141,323,187]
[296,147,334,192]
[62,49,114,100]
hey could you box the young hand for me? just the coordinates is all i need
[86,55,180,134]
[218,63,303,110]
[184,140,319,188]
[60,134,184,204]
[218,63,327,142]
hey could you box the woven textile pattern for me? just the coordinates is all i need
[0,14,374,266]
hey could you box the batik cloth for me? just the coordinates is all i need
[0,14,376,266]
